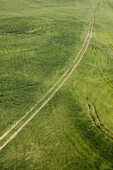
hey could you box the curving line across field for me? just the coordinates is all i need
[0,18,92,142]
[0,19,94,151]
[88,104,113,140]
[0,1,101,151]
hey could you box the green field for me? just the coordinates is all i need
[0,0,113,169]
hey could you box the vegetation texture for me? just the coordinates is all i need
[0,0,113,169]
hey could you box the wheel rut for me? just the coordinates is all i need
[0,0,102,151]
[88,104,113,141]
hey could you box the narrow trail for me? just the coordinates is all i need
[0,17,92,142]
[0,16,95,151]
[0,0,102,151]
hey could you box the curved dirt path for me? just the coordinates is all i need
[0,17,95,151]
[0,0,102,150]
[0,18,92,142]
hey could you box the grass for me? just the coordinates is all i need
[0,0,113,169]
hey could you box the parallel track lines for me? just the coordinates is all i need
[88,104,113,140]
[0,17,95,151]
[0,0,102,151]
[0,18,92,142]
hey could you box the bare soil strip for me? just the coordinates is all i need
[0,17,95,151]
[0,18,92,142]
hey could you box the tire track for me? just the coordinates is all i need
[88,104,113,140]
[0,0,102,150]
[0,17,92,142]
[0,17,95,151]
[87,104,97,126]
[94,106,113,137]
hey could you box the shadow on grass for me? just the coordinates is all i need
[60,89,113,165]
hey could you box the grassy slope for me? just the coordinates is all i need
[0,0,113,169]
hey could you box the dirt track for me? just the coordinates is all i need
[0,17,95,151]
[0,0,102,151]
[0,17,92,142]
